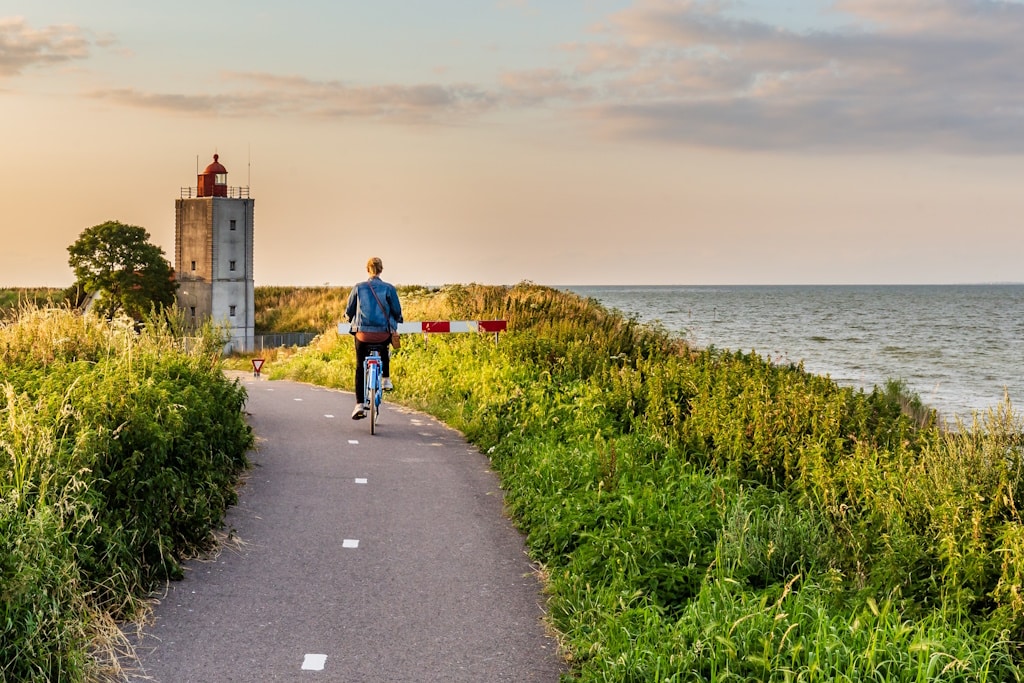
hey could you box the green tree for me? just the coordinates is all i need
[67,220,177,320]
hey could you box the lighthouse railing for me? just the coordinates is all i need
[180,186,251,199]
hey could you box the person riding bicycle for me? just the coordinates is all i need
[345,256,403,419]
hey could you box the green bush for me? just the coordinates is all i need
[0,308,253,680]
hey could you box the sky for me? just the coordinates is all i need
[2,0,1024,287]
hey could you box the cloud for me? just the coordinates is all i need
[567,0,1024,152]
[43,1,1024,153]
[0,16,90,77]
[499,68,592,105]
[88,72,498,124]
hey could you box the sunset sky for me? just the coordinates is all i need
[3,1,1023,287]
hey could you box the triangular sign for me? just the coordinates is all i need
[252,358,265,374]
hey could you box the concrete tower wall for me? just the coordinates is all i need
[210,197,255,352]
[175,195,255,352]
[175,198,215,322]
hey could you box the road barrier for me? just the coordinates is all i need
[338,320,508,344]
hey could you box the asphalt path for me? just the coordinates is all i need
[124,373,565,682]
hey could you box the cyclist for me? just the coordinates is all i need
[345,256,403,419]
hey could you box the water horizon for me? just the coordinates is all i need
[566,284,1024,423]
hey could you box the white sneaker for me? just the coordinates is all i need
[382,377,394,391]
[351,404,366,420]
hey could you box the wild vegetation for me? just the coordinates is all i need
[0,307,252,681]
[0,287,66,311]
[263,282,1024,681]
[253,284,438,333]
[6,283,1022,680]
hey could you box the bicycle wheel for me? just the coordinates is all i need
[369,385,378,434]
[361,360,371,424]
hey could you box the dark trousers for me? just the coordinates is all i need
[355,339,390,404]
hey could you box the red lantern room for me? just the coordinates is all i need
[197,154,228,197]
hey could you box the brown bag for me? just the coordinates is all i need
[391,331,401,349]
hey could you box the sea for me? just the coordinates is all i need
[566,285,1024,424]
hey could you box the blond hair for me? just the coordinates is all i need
[366,257,383,276]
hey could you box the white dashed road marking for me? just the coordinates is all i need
[342,539,359,549]
[324,414,335,418]
[302,654,327,671]
[348,440,359,445]
[355,478,368,484]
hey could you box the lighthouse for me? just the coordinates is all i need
[175,154,255,352]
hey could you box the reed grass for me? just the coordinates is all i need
[1,306,253,681]
[253,284,439,333]
[0,287,66,315]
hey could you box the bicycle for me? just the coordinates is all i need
[362,346,387,434]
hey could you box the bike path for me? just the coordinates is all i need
[124,374,565,682]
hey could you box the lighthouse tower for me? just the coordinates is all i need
[175,154,254,352]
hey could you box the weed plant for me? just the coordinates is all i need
[254,284,438,333]
[1,306,253,681]
[0,288,66,314]
[266,282,1024,681]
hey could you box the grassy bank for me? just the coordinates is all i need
[0,288,67,311]
[265,283,1024,681]
[254,284,438,333]
[0,308,253,681]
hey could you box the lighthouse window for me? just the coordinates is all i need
[230,219,237,231]
[229,260,237,271]
[190,306,195,317]
[191,260,196,271]
[215,173,227,185]
[229,305,237,316]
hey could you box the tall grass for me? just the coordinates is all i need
[264,282,1024,681]
[1,306,253,681]
[254,284,438,333]
[0,288,66,314]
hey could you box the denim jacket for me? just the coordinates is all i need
[345,277,403,334]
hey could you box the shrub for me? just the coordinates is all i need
[0,307,253,679]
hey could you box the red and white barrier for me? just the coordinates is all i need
[338,320,507,341]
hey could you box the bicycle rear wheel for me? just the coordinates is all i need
[369,388,378,434]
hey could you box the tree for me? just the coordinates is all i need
[67,220,177,320]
